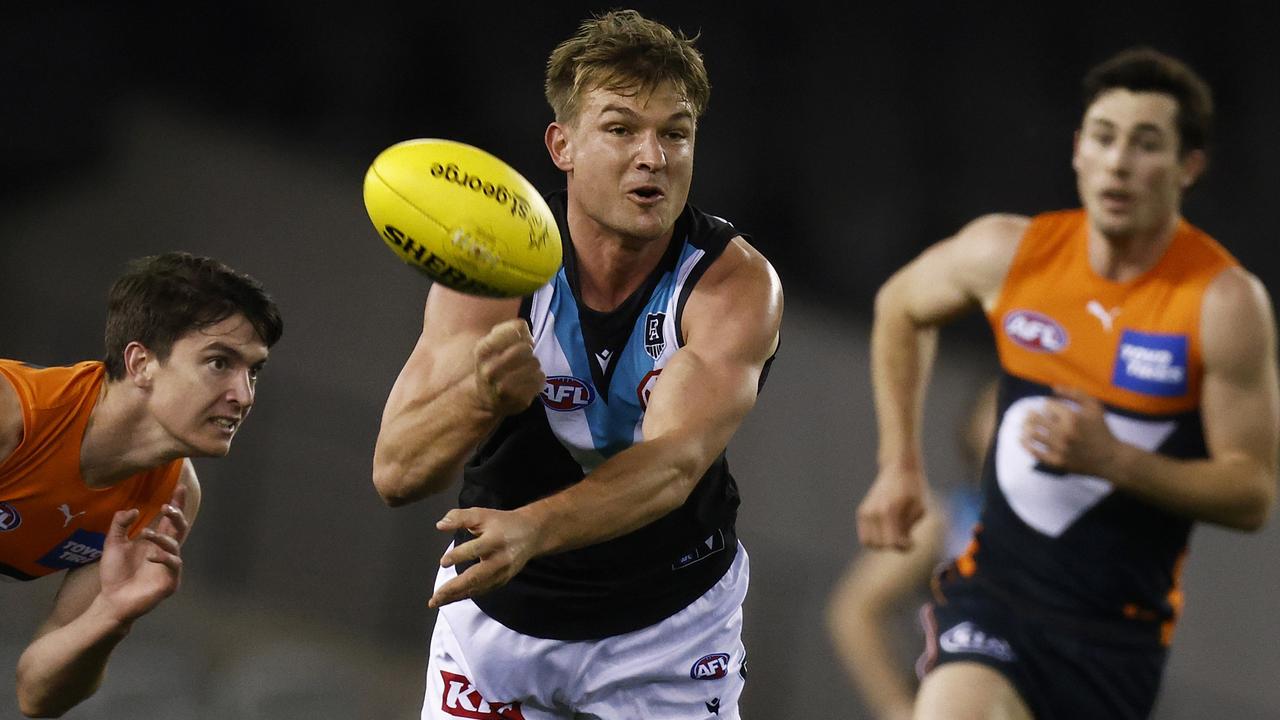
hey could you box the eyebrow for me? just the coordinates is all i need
[599,103,694,124]
[1086,118,1168,136]
[203,341,269,367]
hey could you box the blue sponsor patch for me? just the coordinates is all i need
[1112,330,1189,397]
[37,529,106,571]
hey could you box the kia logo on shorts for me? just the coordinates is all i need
[540,376,596,412]
[1003,310,1068,353]
[690,652,731,680]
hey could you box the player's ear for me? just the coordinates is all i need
[546,122,574,172]
[1179,148,1207,189]
[123,342,154,388]
[1071,129,1082,174]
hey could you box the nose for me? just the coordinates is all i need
[634,131,667,173]
[1103,142,1133,177]
[227,370,255,409]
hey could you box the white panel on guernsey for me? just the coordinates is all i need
[529,286,606,474]
[996,397,1176,537]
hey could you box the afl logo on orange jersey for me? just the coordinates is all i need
[0,502,20,532]
[1003,310,1068,353]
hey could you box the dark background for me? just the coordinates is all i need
[2,2,1277,718]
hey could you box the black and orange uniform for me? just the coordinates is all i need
[0,360,181,581]
[920,210,1238,719]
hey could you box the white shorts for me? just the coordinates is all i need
[422,543,750,720]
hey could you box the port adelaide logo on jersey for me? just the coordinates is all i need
[1113,330,1188,397]
[1003,309,1068,353]
[540,376,596,412]
[644,312,667,360]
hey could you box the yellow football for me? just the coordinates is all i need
[362,138,562,297]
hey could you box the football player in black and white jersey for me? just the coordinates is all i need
[373,10,782,720]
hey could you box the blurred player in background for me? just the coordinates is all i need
[1,252,281,717]
[372,9,782,719]
[856,47,1278,719]
[827,379,994,720]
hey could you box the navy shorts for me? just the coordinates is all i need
[919,574,1168,720]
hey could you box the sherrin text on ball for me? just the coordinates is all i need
[363,138,562,297]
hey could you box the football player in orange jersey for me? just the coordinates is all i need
[1,252,282,717]
[855,48,1277,719]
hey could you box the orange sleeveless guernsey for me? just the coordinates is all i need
[991,209,1236,414]
[957,209,1237,646]
[0,360,181,581]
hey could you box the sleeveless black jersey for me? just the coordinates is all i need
[457,191,755,640]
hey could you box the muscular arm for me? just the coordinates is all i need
[431,238,783,606]
[1032,269,1278,530]
[371,288,528,506]
[858,215,1026,549]
[16,462,200,718]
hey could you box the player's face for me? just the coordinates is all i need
[1073,89,1203,242]
[554,81,696,243]
[147,314,269,457]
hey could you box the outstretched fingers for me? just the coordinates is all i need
[140,528,184,571]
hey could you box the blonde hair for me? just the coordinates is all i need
[545,9,710,124]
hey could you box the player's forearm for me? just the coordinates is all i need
[871,281,939,471]
[373,377,502,506]
[16,598,131,717]
[1108,446,1276,530]
[519,434,708,556]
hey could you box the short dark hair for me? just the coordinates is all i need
[103,252,283,380]
[545,9,710,124]
[1082,47,1214,156]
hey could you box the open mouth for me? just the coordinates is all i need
[211,417,239,433]
[629,186,665,202]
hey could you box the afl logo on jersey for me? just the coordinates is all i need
[0,502,20,532]
[1003,310,1068,353]
[690,653,731,680]
[540,376,596,412]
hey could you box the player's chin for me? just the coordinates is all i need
[621,210,675,240]
[186,432,235,458]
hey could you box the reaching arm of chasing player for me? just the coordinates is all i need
[1023,267,1278,530]
[15,463,200,718]
[857,214,1026,550]
[429,237,783,608]
[372,287,540,506]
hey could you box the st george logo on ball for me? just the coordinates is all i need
[363,138,563,298]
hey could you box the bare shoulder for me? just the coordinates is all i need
[935,213,1030,310]
[178,458,203,525]
[1202,266,1277,374]
[954,213,1031,254]
[683,236,783,360]
[0,370,24,465]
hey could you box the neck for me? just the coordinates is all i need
[1086,213,1180,282]
[80,380,180,488]
[567,206,674,312]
